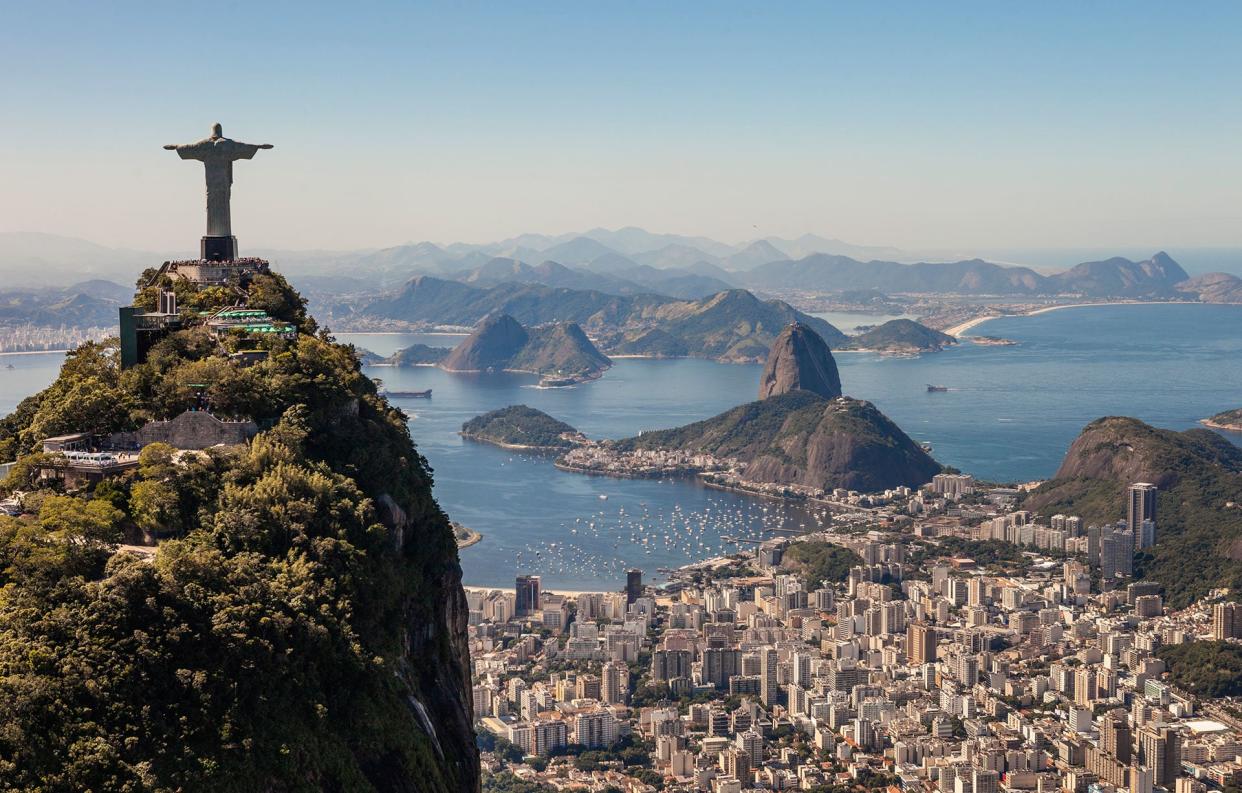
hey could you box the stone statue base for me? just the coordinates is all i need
[201,235,238,261]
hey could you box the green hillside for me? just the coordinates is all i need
[1024,416,1242,607]
[0,272,476,790]
[461,405,582,449]
[616,391,940,492]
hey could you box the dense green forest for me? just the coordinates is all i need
[0,272,476,791]
[461,405,581,448]
[1156,640,1242,698]
[783,541,864,588]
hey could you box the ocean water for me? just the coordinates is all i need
[2,303,1240,590]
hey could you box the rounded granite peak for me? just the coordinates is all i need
[758,322,843,401]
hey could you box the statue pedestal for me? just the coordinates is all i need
[201,235,237,262]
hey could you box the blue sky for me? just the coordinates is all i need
[3,2,1241,254]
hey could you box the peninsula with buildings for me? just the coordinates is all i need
[552,323,942,498]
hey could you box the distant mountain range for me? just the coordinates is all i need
[7,228,1232,297]
[735,251,1202,298]
[0,280,132,328]
[5,230,1242,319]
[354,278,847,363]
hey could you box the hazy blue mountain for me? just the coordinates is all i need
[63,279,134,302]
[453,258,638,294]
[0,231,152,286]
[533,236,624,266]
[741,250,1196,298]
[742,254,1048,294]
[575,226,737,258]
[0,282,129,327]
[358,278,843,362]
[639,272,736,299]
[448,257,732,299]
[760,233,908,262]
[1049,251,1189,297]
[631,243,723,270]
[722,239,790,271]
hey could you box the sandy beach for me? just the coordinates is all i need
[945,315,1002,337]
[947,300,1214,338]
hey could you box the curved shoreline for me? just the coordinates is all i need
[1201,418,1242,433]
[950,300,1230,337]
[459,432,569,452]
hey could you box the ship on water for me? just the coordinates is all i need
[926,384,949,392]
[384,388,432,399]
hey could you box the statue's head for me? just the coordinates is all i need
[211,122,223,138]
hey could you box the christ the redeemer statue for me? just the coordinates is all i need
[165,122,272,260]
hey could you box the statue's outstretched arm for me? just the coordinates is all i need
[163,144,179,150]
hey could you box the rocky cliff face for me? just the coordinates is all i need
[758,322,842,400]
[1041,416,1242,490]
[375,494,479,792]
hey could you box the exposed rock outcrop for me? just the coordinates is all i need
[758,322,842,400]
[1039,416,1242,490]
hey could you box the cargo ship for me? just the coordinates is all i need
[385,389,432,398]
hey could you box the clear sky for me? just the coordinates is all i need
[3,1,1241,253]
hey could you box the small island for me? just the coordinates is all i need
[840,319,957,354]
[971,335,1018,347]
[441,314,612,382]
[378,343,451,366]
[1202,407,1242,432]
[460,405,587,449]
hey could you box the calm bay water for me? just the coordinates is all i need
[2,304,1240,589]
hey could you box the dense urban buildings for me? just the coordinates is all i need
[469,476,1242,792]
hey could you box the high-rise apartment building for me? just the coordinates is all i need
[516,574,542,617]
[908,623,937,666]
[625,568,643,604]
[1128,483,1157,546]
[1213,601,1242,640]
[1138,726,1181,787]
[759,647,779,707]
